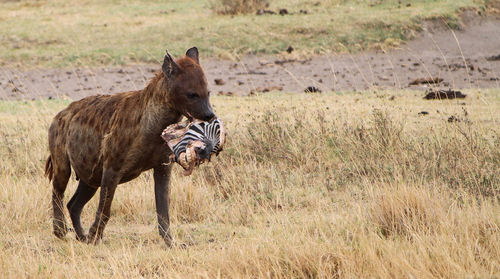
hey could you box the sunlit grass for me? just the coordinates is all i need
[0,90,498,278]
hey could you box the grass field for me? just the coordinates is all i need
[0,90,499,278]
[1,0,499,277]
[0,0,491,67]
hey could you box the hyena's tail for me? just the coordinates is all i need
[45,155,54,182]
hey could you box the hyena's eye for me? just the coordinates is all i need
[188,93,199,99]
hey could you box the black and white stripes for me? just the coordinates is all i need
[171,119,224,162]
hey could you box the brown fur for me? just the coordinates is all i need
[46,48,214,245]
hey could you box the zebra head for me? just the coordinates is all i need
[162,119,226,175]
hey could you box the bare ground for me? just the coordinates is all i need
[1,12,499,100]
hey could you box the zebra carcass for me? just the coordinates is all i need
[161,119,226,175]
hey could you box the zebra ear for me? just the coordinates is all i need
[162,50,180,80]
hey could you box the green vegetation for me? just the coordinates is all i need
[0,0,488,67]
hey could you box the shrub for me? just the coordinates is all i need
[211,0,269,15]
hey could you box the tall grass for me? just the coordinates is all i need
[0,90,499,278]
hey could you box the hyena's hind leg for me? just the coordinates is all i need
[67,181,98,242]
[47,154,71,238]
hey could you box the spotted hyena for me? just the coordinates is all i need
[45,47,214,245]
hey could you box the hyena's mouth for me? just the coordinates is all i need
[183,111,194,122]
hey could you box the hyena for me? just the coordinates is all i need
[45,47,214,245]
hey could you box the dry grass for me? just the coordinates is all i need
[0,89,499,278]
[211,0,269,15]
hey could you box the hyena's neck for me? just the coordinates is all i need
[142,72,169,102]
[139,75,182,142]
[141,104,181,145]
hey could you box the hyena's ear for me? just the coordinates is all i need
[162,50,180,80]
[186,47,199,64]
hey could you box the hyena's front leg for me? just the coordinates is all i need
[154,165,173,247]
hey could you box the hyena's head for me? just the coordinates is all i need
[163,47,215,122]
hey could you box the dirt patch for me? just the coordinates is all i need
[1,14,499,100]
